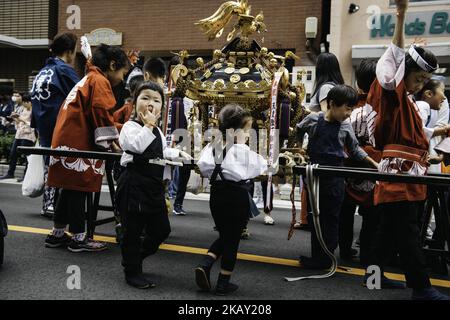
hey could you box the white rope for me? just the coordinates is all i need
[265,71,283,213]
[285,164,338,281]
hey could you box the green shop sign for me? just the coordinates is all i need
[370,11,450,38]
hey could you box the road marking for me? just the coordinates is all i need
[8,225,450,289]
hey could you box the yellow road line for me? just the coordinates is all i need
[8,225,450,289]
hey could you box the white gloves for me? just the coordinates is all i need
[80,36,92,59]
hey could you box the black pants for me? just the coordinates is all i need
[53,189,88,234]
[209,182,249,272]
[117,171,171,275]
[39,135,52,165]
[7,139,34,176]
[120,207,171,275]
[307,177,345,264]
[358,205,380,268]
[371,201,431,289]
[174,164,191,210]
[339,195,356,254]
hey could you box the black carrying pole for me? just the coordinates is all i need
[18,147,121,239]
[293,165,450,186]
[293,164,450,274]
[18,147,121,161]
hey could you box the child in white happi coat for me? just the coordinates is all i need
[195,104,268,296]
[116,81,190,289]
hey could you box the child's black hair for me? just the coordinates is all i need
[50,33,77,56]
[355,59,377,93]
[326,85,358,108]
[405,47,438,77]
[143,58,167,80]
[313,52,345,96]
[22,93,32,103]
[415,79,443,101]
[129,75,145,95]
[92,44,130,72]
[132,81,165,112]
[218,104,251,136]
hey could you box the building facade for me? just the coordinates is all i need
[0,0,58,92]
[1,0,328,96]
[329,0,450,95]
[57,0,325,64]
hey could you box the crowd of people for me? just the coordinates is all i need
[0,91,36,182]
[0,0,449,300]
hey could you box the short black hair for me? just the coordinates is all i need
[326,85,358,108]
[218,104,251,136]
[22,93,32,103]
[132,80,165,112]
[405,47,438,77]
[169,56,181,70]
[92,44,130,72]
[416,79,444,100]
[356,59,377,93]
[129,75,144,95]
[50,32,77,56]
[143,58,167,79]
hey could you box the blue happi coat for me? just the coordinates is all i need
[30,57,80,146]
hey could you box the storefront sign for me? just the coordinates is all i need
[370,11,450,38]
[84,28,122,46]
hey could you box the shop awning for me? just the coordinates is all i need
[352,42,450,65]
[0,35,49,49]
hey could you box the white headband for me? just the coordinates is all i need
[408,45,438,73]
[126,67,144,89]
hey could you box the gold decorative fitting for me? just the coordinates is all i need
[236,82,247,90]
[214,63,223,70]
[202,81,214,89]
[244,80,257,90]
[239,67,250,75]
[203,70,212,79]
[213,79,226,90]
[224,67,236,74]
[196,57,205,68]
[230,74,241,84]
[213,49,223,59]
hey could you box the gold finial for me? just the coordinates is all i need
[196,57,205,69]
[171,50,192,64]
[195,0,265,42]
[195,0,250,41]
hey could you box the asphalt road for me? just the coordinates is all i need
[1,182,449,300]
